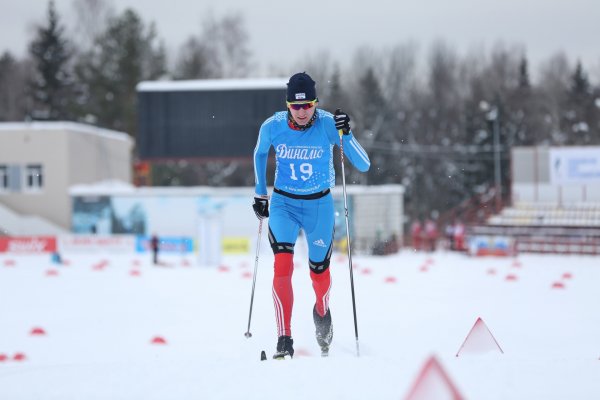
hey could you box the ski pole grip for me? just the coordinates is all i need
[335,108,344,138]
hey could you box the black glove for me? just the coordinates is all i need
[252,196,269,220]
[334,108,351,135]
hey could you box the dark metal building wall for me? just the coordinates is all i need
[138,88,285,159]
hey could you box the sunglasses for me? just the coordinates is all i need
[287,99,317,110]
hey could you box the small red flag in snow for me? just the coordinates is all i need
[151,336,167,345]
[241,271,252,279]
[30,327,47,336]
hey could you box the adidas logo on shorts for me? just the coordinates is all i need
[313,239,327,248]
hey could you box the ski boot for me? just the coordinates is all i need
[313,305,333,357]
[273,336,294,360]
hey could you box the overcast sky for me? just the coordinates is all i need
[3,0,600,78]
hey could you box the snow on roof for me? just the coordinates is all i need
[69,180,256,196]
[0,121,133,144]
[136,78,288,92]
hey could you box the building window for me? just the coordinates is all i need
[0,165,8,191]
[25,164,43,190]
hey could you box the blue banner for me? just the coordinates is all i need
[136,236,194,253]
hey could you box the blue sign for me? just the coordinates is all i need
[136,236,194,253]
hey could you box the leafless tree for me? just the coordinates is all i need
[175,11,253,79]
[537,52,572,144]
[381,42,419,108]
[174,37,212,79]
[0,53,31,121]
[71,0,115,52]
[292,49,334,105]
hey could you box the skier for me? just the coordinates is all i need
[252,72,370,359]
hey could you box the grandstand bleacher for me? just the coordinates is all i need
[471,201,600,255]
[487,202,600,227]
[464,146,600,255]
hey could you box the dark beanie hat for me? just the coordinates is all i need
[286,72,316,102]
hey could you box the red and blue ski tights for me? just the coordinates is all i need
[272,252,331,337]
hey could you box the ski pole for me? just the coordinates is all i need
[244,218,263,338]
[337,112,360,357]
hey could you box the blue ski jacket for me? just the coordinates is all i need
[254,109,370,196]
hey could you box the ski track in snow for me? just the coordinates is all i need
[1,250,599,399]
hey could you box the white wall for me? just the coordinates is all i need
[511,146,600,205]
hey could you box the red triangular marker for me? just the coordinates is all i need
[404,355,464,400]
[456,317,504,356]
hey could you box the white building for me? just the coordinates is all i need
[0,122,133,234]
[511,146,600,204]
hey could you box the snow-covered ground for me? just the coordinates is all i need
[1,248,599,399]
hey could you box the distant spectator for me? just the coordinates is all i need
[424,218,438,252]
[51,251,62,265]
[453,220,466,251]
[150,234,160,265]
[410,219,423,251]
[372,233,400,255]
[384,233,400,254]
[444,223,455,250]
